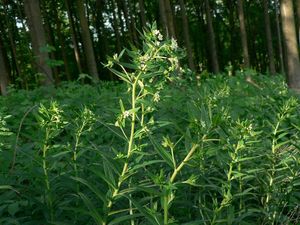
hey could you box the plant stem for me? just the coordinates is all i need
[170,144,199,183]
[163,194,169,224]
[106,75,140,221]
[42,129,54,222]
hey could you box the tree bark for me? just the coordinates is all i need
[3,4,21,83]
[164,0,176,38]
[275,0,285,74]
[237,0,250,68]
[77,0,99,81]
[296,0,300,44]
[116,0,125,37]
[179,0,195,71]
[280,0,300,89]
[120,0,133,43]
[139,0,147,27]
[127,0,138,44]
[159,0,168,37]
[263,0,276,75]
[0,36,10,95]
[24,0,54,85]
[111,0,122,53]
[65,0,83,74]
[205,0,219,73]
[55,8,71,81]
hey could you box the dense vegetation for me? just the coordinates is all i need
[0,28,300,224]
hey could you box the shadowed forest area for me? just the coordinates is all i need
[0,0,300,90]
[0,0,300,224]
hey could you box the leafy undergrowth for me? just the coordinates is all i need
[1,25,300,225]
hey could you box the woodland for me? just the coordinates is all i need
[0,0,300,224]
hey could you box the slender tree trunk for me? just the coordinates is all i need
[275,0,285,74]
[205,0,219,73]
[263,0,276,75]
[225,0,238,71]
[179,0,195,71]
[159,0,168,37]
[164,0,176,38]
[24,0,54,85]
[56,12,71,81]
[95,0,108,61]
[139,0,147,27]
[41,1,60,83]
[0,36,10,95]
[77,0,99,81]
[65,0,82,74]
[296,0,300,44]
[237,0,250,68]
[116,0,126,37]
[120,0,133,43]
[127,0,138,44]
[280,0,300,89]
[3,4,21,82]
[111,0,122,53]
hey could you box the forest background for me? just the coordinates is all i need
[1,0,300,94]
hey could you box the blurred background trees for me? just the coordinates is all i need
[0,0,300,94]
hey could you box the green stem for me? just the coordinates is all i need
[42,129,54,222]
[163,194,168,225]
[106,75,141,221]
[170,144,199,183]
[161,144,199,224]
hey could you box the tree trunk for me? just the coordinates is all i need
[65,0,83,74]
[111,0,122,53]
[296,0,300,44]
[159,0,168,37]
[24,0,54,85]
[179,0,195,71]
[3,4,21,84]
[0,36,10,95]
[139,0,147,27]
[275,0,285,74]
[56,10,71,81]
[77,0,99,81]
[205,0,219,73]
[237,0,250,68]
[280,0,300,89]
[263,0,276,75]
[41,0,60,83]
[127,0,138,44]
[120,0,133,43]
[164,0,176,38]
[116,0,125,37]
[95,0,109,61]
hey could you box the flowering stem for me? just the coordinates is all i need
[105,73,142,223]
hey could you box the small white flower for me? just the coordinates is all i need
[153,29,160,36]
[153,92,160,102]
[171,38,178,50]
[139,63,147,71]
[123,110,131,118]
[158,33,163,41]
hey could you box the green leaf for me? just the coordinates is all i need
[77,192,103,225]
[8,202,19,216]
[122,195,162,225]
[108,213,142,225]
[148,134,174,168]
[70,176,107,204]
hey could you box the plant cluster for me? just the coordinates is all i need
[0,26,299,225]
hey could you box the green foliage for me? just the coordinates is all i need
[0,26,300,225]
